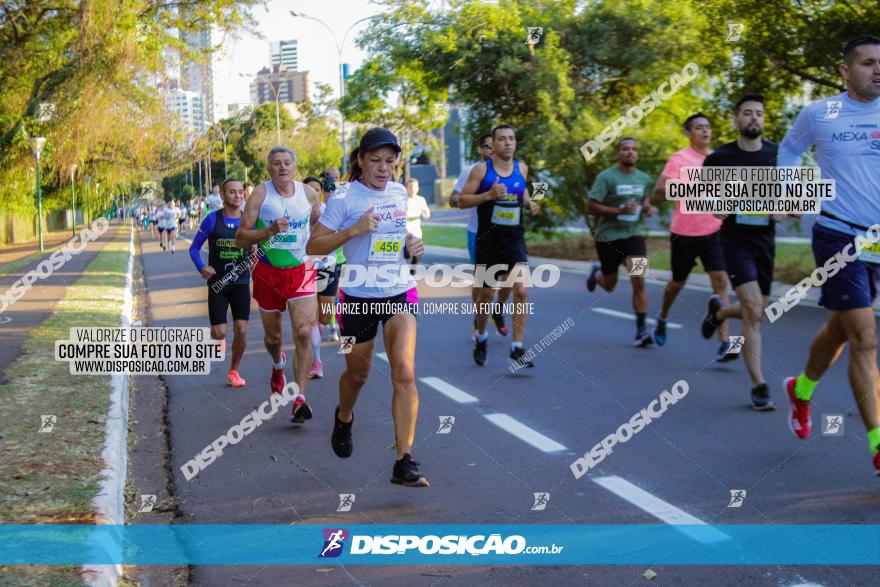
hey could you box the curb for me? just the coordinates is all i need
[83,223,135,587]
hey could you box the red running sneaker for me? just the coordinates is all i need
[270,352,287,395]
[227,370,246,388]
[873,451,880,476]
[784,376,811,439]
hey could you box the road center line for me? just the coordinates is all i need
[592,308,683,329]
[420,376,479,404]
[483,413,567,453]
[593,475,730,544]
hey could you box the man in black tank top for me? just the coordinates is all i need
[189,180,252,388]
[457,124,542,369]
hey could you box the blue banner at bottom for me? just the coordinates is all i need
[0,524,878,565]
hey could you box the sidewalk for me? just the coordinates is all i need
[424,244,880,313]
[0,222,127,381]
[0,229,78,273]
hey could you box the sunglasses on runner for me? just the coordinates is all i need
[480,144,492,149]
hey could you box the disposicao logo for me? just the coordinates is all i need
[319,528,348,558]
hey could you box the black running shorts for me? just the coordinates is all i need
[474,239,528,278]
[208,283,252,326]
[670,231,725,282]
[337,288,418,344]
[595,236,647,276]
[317,266,342,297]
[721,231,775,295]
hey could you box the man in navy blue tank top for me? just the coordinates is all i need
[189,179,252,388]
[457,124,542,369]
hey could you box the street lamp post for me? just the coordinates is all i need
[70,164,77,236]
[290,12,378,159]
[29,137,47,251]
[85,175,91,223]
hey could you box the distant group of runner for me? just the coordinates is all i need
[184,34,880,483]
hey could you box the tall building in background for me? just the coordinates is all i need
[163,83,207,140]
[270,40,299,71]
[180,28,216,124]
[249,65,309,106]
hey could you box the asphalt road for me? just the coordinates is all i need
[141,230,878,587]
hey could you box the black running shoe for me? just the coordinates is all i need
[715,341,740,363]
[391,453,429,487]
[701,295,723,339]
[473,338,488,366]
[751,383,776,411]
[653,318,667,346]
[509,346,534,368]
[492,312,510,336]
[634,326,653,347]
[586,263,600,293]
[291,396,313,423]
[331,406,353,458]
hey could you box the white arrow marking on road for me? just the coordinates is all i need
[376,352,389,362]
[593,475,730,544]
[592,308,683,329]
[420,377,478,404]
[484,413,567,453]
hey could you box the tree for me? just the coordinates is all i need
[0,0,261,215]
[347,0,869,229]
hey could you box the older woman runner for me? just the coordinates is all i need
[307,128,429,488]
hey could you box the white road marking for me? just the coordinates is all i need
[592,308,683,329]
[593,475,730,544]
[420,376,478,404]
[483,413,567,453]
[376,352,388,362]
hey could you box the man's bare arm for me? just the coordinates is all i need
[235,184,275,247]
[458,162,500,209]
[304,183,322,225]
[652,174,672,203]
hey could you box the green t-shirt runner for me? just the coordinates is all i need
[588,167,654,242]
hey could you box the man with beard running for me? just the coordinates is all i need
[700,94,780,411]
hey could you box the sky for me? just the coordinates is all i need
[212,0,386,111]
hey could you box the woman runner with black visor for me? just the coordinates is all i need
[307,127,429,488]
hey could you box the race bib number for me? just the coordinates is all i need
[735,213,770,226]
[616,184,645,197]
[491,205,521,226]
[368,232,405,262]
[857,238,880,264]
[618,205,642,223]
[269,228,304,254]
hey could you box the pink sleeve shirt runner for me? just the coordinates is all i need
[665,146,721,237]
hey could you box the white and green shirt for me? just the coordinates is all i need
[255,180,312,268]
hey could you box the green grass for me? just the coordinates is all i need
[421,224,468,249]
[421,223,817,285]
[0,235,129,585]
[0,251,50,276]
